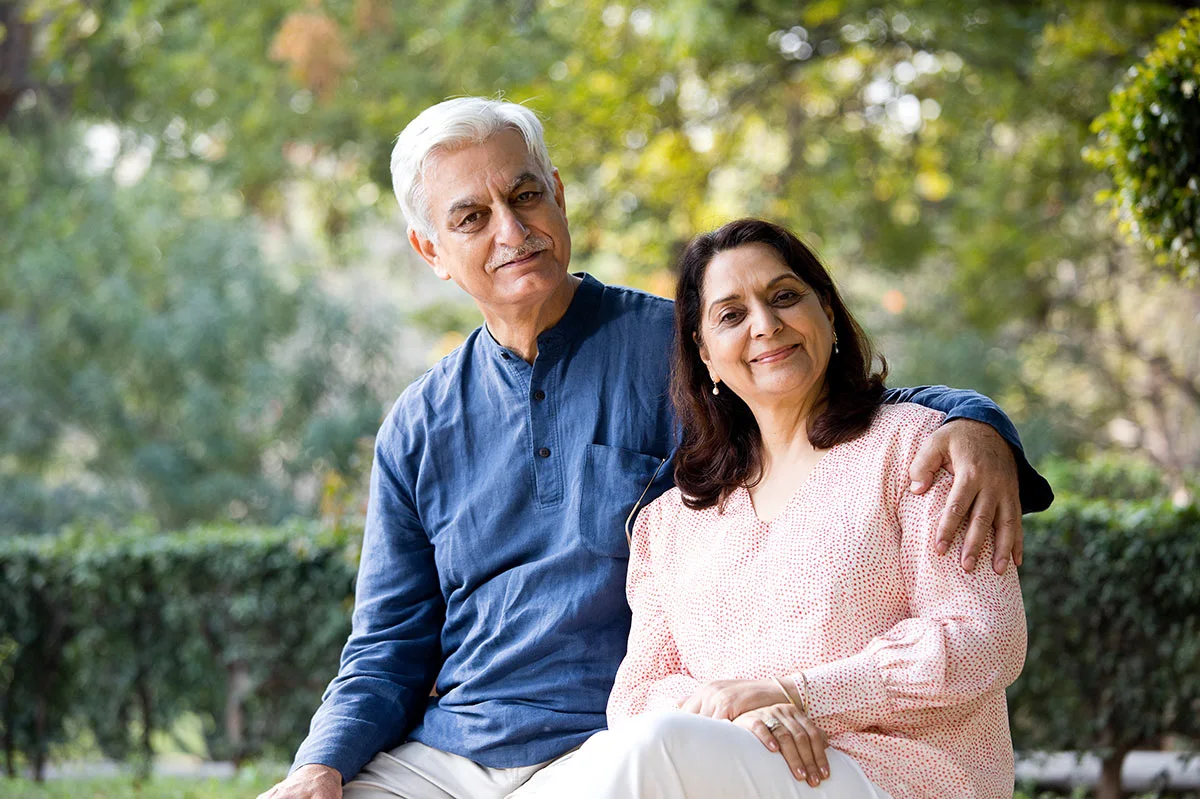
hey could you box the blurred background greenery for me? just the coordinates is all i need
[1,0,1198,797]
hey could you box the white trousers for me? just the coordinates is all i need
[344,711,891,799]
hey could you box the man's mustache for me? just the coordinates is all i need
[488,236,551,270]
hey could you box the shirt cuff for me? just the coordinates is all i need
[794,648,891,727]
[942,406,1054,514]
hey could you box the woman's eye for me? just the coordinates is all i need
[774,291,800,303]
[719,310,743,324]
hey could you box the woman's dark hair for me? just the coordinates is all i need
[671,218,887,511]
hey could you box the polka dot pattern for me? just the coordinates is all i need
[607,404,1027,799]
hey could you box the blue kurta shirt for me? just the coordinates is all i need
[292,274,1052,779]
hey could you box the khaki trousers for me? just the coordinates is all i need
[342,740,581,799]
[344,712,891,799]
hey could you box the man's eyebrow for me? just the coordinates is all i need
[446,196,481,220]
[443,173,545,222]
[505,172,544,194]
[707,274,797,310]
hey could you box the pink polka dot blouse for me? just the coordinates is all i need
[607,404,1027,799]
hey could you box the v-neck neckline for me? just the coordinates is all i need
[742,445,837,525]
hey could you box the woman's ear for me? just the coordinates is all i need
[693,330,712,369]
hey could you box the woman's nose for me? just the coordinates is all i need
[749,305,783,338]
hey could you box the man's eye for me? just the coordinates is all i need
[516,190,542,202]
[458,211,483,227]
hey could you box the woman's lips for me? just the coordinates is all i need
[751,343,799,364]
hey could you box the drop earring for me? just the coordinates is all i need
[833,332,839,356]
[712,381,720,395]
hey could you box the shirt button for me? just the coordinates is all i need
[537,447,551,458]
[500,352,511,360]
[533,390,546,401]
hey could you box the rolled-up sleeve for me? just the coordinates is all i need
[884,384,1054,512]
[291,411,444,781]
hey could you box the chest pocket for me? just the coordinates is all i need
[580,444,666,559]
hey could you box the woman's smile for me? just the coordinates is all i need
[750,343,800,364]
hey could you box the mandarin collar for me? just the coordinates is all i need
[482,273,603,360]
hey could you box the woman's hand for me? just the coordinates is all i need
[734,703,830,787]
[678,678,781,720]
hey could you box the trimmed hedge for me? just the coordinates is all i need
[1011,497,1200,799]
[3,490,1198,797]
[0,523,357,779]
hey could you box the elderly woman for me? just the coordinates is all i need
[525,219,1026,799]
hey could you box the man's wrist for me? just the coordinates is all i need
[294,763,343,783]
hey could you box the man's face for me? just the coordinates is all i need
[409,130,572,313]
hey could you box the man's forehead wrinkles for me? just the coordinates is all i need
[440,171,543,220]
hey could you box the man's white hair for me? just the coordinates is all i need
[391,97,556,242]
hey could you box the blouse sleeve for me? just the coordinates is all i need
[794,421,1027,735]
[606,499,701,726]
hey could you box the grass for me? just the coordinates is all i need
[1,768,282,798]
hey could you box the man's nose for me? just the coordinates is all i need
[494,204,530,247]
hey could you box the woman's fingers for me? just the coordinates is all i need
[797,713,831,781]
[768,715,806,777]
[733,705,832,785]
[777,714,823,786]
[741,716,781,753]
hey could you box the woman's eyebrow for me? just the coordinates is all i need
[707,274,799,308]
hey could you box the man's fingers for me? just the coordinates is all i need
[1013,517,1024,567]
[961,499,996,573]
[907,436,948,495]
[935,479,977,556]
[991,502,1022,574]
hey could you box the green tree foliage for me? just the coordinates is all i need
[1010,492,1200,799]
[0,124,395,533]
[0,523,356,779]
[1087,9,1200,279]
[8,0,1195,472]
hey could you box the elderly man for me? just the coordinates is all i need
[260,97,1052,799]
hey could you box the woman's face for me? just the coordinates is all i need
[696,243,835,411]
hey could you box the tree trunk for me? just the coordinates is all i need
[136,674,153,781]
[224,661,251,767]
[0,1,34,123]
[32,691,45,782]
[2,682,14,777]
[1096,748,1130,799]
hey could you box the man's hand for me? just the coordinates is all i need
[908,418,1023,574]
[256,764,342,799]
[678,678,780,720]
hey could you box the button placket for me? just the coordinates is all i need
[528,354,563,508]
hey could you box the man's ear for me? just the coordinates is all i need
[408,229,451,281]
[551,169,566,213]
